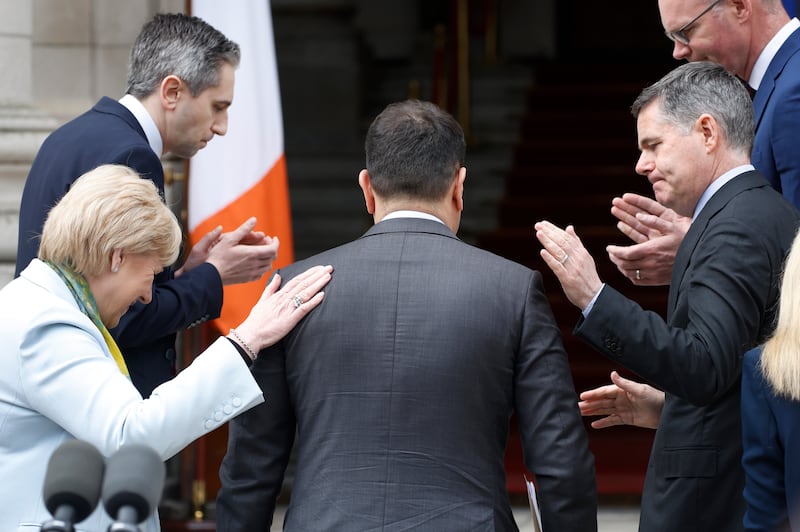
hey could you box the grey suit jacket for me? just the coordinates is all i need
[575,171,798,532]
[216,217,597,531]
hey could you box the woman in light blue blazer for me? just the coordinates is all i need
[0,164,331,532]
[742,228,800,532]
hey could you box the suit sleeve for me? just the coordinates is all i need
[514,272,598,532]
[110,263,222,348]
[21,310,263,460]
[741,348,789,531]
[106,145,224,346]
[216,341,296,532]
[576,216,776,405]
[770,79,800,208]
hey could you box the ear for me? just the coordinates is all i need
[729,0,751,23]
[696,113,719,153]
[452,166,466,213]
[358,169,375,214]
[160,75,183,110]
[110,248,124,273]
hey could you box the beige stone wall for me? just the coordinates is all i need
[32,0,184,121]
[0,1,184,285]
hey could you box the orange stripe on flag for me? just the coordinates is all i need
[190,155,294,333]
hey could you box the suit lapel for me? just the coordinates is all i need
[668,171,768,314]
[753,29,800,129]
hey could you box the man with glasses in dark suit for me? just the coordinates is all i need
[608,0,800,285]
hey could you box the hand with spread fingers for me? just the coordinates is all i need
[230,265,333,357]
[606,193,690,286]
[579,371,665,430]
[534,221,603,311]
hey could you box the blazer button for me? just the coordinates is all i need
[165,348,176,362]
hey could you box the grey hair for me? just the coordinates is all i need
[631,61,754,155]
[126,13,240,98]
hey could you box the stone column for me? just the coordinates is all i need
[0,0,57,284]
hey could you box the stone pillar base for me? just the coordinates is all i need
[0,105,57,283]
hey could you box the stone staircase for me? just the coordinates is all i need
[278,11,675,497]
[285,38,535,258]
[478,60,675,495]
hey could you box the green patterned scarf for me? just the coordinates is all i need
[45,261,130,379]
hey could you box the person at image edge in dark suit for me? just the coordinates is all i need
[536,62,798,531]
[215,99,598,532]
[16,13,278,397]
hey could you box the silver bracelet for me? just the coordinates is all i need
[228,328,258,361]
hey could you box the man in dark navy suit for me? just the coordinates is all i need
[16,13,278,397]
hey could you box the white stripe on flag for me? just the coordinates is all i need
[188,0,284,233]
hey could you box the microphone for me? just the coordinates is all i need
[42,439,105,532]
[101,444,165,531]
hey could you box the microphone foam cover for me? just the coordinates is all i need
[102,444,165,523]
[43,439,105,522]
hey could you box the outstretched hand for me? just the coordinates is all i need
[578,371,664,429]
[606,193,690,286]
[534,221,603,311]
[232,264,334,356]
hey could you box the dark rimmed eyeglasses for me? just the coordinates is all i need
[664,0,723,45]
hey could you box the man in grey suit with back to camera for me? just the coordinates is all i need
[216,99,598,531]
[536,62,798,531]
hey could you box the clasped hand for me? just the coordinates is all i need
[176,217,279,284]
[606,193,690,286]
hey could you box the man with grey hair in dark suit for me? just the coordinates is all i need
[537,62,799,531]
[216,99,598,532]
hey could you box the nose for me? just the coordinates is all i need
[635,152,653,176]
[212,111,229,137]
[672,41,690,60]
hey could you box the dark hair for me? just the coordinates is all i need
[365,100,466,201]
[126,13,240,98]
[631,61,754,154]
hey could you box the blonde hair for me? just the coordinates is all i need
[38,164,182,276]
[761,228,800,399]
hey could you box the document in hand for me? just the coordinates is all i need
[525,475,543,532]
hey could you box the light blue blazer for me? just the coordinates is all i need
[0,260,263,531]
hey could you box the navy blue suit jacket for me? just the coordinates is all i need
[742,348,800,532]
[17,97,223,397]
[753,24,800,208]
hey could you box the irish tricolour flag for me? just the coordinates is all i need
[189,0,293,333]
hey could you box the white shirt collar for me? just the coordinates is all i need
[692,164,754,219]
[118,94,163,156]
[749,18,800,90]
[380,210,446,225]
